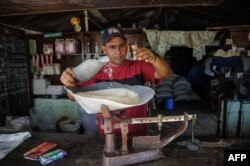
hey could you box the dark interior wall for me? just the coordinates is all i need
[166,47,197,77]
[231,29,250,49]
[164,46,230,100]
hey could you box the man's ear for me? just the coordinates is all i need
[102,46,107,54]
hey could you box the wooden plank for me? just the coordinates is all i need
[207,25,250,30]
[89,10,108,24]
[0,0,224,16]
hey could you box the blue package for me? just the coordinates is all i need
[39,149,67,165]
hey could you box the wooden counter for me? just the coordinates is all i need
[0,132,250,166]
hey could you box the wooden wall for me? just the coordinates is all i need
[230,28,250,49]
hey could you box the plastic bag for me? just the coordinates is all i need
[64,82,155,114]
[30,104,56,132]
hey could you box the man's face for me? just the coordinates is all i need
[102,36,127,66]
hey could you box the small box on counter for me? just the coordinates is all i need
[39,149,68,165]
[32,78,50,95]
[23,142,58,160]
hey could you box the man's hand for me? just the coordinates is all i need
[131,45,157,64]
[131,44,172,80]
[60,68,76,87]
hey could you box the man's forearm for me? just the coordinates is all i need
[152,55,172,80]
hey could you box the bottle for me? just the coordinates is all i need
[95,43,99,53]
[131,42,138,60]
[72,59,106,81]
[126,42,131,59]
[86,42,90,53]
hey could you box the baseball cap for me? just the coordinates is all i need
[102,26,127,43]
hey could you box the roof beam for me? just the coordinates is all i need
[206,25,250,30]
[88,10,108,24]
[0,0,224,16]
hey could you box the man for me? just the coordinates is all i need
[60,26,172,136]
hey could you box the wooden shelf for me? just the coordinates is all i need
[61,53,83,56]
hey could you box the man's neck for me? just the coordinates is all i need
[108,60,127,67]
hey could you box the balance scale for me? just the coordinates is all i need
[100,105,196,166]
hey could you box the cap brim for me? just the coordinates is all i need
[104,33,127,43]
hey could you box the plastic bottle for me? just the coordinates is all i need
[72,58,107,81]
[126,42,131,59]
[131,42,138,60]
[95,43,99,53]
[86,42,90,53]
